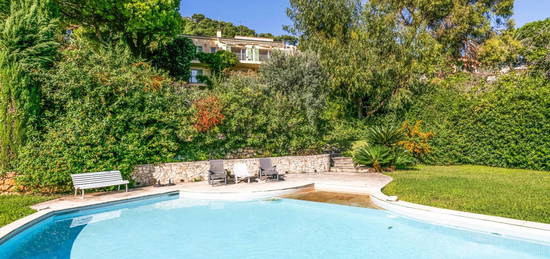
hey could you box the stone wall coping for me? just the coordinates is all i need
[138,154,330,167]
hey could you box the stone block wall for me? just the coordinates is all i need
[0,172,17,193]
[132,154,330,186]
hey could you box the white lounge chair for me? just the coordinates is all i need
[233,163,252,183]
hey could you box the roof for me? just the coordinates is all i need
[182,34,286,48]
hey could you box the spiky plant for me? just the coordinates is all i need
[352,145,393,172]
[366,124,405,147]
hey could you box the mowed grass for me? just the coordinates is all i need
[0,195,58,227]
[383,165,550,224]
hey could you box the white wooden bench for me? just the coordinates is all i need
[71,171,129,198]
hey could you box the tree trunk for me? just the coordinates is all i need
[355,97,363,119]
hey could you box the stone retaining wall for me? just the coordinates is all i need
[132,154,330,186]
[0,172,17,193]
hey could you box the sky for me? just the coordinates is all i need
[180,0,550,35]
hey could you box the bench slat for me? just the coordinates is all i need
[71,171,127,189]
[75,180,129,190]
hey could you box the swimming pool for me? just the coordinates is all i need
[1,193,548,259]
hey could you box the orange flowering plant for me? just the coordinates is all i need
[398,120,434,159]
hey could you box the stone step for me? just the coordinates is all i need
[333,161,355,165]
[332,157,353,161]
[331,166,357,170]
[330,167,371,173]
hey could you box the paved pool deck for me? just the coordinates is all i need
[29,172,392,211]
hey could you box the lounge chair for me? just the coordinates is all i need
[259,158,280,181]
[233,163,252,183]
[208,160,228,185]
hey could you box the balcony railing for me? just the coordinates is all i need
[232,52,270,63]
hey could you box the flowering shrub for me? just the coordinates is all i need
[398,120,434,159]
[193,96,224,132]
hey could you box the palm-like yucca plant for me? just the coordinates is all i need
[352,145,393,172]
[366,125,405,147]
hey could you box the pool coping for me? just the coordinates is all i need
[1,178,549,246]
[313,180,550,245]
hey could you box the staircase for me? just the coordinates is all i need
[330,157,371,173]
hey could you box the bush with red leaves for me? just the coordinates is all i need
[193,96,224,132]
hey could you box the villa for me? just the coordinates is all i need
[185,31,296,85]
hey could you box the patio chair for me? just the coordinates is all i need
[259,158,280,181]
[208,160,228,185]
[233,163,252,183]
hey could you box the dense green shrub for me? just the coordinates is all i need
[0,0,59,171]
[400,73,550,170]
[179,74,327,160]
[16,41,193,192]
[178,51,328,160]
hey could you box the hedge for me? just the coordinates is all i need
[401,73,549,171]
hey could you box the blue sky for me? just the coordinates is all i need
[180,0,550,35]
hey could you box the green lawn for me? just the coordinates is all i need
[383,165,550,223]
[0,195,58,227]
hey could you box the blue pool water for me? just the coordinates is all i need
[1,194,549,259]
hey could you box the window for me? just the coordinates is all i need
[210,47,217,53]
[189,69,203,83]
[196,46,203,53]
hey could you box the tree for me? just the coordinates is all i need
[197,50,238,78]
[477,31,522,69]
[182,14,256,38]
[182,14,299,45]
[56,0,181,56]
[516,18,550,79]
[260,51,327,124]
[0,0,59,171]
[151,36,196,80]
[367,0,514,58]
[287,0,360,47]
[287,0,442,118]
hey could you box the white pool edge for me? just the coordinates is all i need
[367,190,550,245]
[313,182,550,245]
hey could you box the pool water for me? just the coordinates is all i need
[1,194,548,259]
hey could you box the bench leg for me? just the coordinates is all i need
[81,189,85,199]
[74,188,77,197]
[118,185,121,191]
[125,184,128,192]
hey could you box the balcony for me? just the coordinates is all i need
[232,50,271,63]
